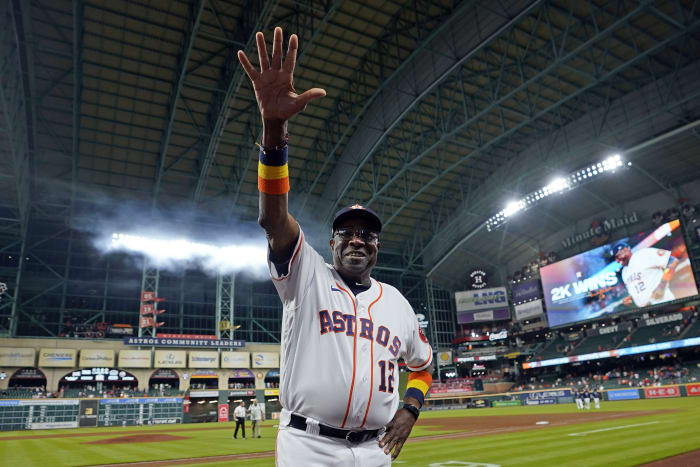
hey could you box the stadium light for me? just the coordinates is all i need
[485,154,629,231]
[109,232,268,273]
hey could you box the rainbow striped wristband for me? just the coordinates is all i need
[258,146,290,195]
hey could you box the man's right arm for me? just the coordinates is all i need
[258,119,299,263]
[237,27,325,262]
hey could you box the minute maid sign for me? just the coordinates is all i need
[454,286,507,312]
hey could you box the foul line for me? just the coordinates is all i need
[567,421,660,437]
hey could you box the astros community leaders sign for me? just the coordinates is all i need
[124,337,245,348]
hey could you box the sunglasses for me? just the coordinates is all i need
[333,228,379,243]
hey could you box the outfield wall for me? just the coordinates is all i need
[424,383,700,409]
[0,397,182,431]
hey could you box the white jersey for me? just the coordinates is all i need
[621,248,674,307]
[269,229,432,430]
[234,405,246,418]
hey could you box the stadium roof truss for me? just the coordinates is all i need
[2,0,700,307]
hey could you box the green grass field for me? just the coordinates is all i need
[3,398,700,467]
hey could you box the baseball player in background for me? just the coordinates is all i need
[238,27,434,466]
[613,242,679,308]
[593,388,601,409]
[583,386,591,410]
[574,387,583,410]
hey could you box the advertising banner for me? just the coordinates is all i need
[79,400,99,427]
[686,383,700,396]
[493,400,521,407]
[78,349,115,367]
[520,389,571,401]
[252,352,279,368]
[524,398,556,405]
[230,369,254,379]
[118,350,152,368]
[457,308,509,324]
[221,352,250,368]
[265,388,279,396]
[218,403,229,422]
[154,350,187,368]
[586,321,633,337]
[0,348,35,367]
[437,351,453,365]
[455,287,507,312]
[511,279,543,303]
[514,300,545,321]
[124,337,245,348]
[188,351,219,368]
[644,386,680,399]
[607,389,640,400]
[38,349,77,367]
[541,220,698,328]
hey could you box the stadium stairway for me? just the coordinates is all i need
[680,318,700,339]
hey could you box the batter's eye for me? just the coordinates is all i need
[334,228,379,243]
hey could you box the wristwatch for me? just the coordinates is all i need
[402,403,420,420]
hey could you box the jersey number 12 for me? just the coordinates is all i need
[378,360,395,393]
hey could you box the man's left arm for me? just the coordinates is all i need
[652,255,678,299]
[380,365,433,460]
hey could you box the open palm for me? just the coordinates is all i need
[238,27,325,122]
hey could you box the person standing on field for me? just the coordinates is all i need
[233,401,247,439]
[249,399,263,438]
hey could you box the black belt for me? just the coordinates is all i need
[288,413,381,443]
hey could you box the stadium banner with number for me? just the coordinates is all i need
[686,383,700,396]
[644,386,680,399]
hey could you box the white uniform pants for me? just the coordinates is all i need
[594,397,600,409]
[584,397,590,409]
[276,410,390,467]
[576,398,583,409]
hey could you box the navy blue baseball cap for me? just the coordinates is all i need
[332,204,382,233]
[612,242,631,256]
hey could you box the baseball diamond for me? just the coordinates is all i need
[2,1,700,466]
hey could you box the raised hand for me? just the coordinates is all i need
[238,27,326,124]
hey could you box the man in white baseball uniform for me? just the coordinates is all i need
[613,242,679,307]
[238,27,434,466]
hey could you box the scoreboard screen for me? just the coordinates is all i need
[540,220,698,327]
